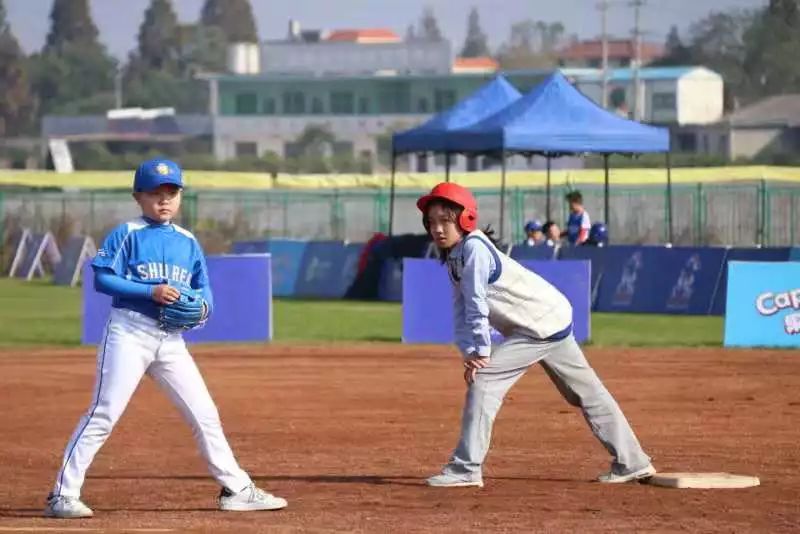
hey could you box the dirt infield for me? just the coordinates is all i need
[0,344,798,533]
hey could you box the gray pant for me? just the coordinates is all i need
[445,334,651,478]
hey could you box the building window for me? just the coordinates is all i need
[311,97,324,114]
[358,96,369,114]
[652,93,676,111]
[262,98,276,115]
[587,58,601,68]
[282,91,305,114]
[434,89,456,112]
[330,91,354,114]
[235,142,258,157]
[418,98,429,113]
[676,133,696,152]
[235,93,257,114]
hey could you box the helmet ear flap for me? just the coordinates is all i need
[459,207,478,232]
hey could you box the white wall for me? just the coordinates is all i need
[730,128,782,159]
[575,68,723,126]
[677,73,724,125]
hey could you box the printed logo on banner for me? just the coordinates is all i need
[784,313,800,335]
[613,251,643,306]
[294,241,347,298]
[724,262,800,348]
[755,288,800,335]
[305,255,333,282]
[666,254,702,310]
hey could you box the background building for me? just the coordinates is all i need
[41,21,726,171]
[675,94,800,160]
[557,38,665,68]
[258,20,452,76]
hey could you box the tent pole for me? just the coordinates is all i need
[603,154,610,231]
[546,154,552,220]
[666,151,673,244]
[445,152,451,183]
[500,150,507,242]
[389,151,397,236]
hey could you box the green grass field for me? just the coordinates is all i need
[0,278,723,348]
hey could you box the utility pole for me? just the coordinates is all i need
[630,0,645,121]
[597,0,610,109]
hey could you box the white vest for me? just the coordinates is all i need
[447,230,573,340]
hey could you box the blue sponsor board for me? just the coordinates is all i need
[378,258,404,302]
[294,240,348,299]
[724,261,800,348]
[231,240,269,254]
[402,258,590,344]
[268,240,308,297]
[595,246,727,315]
[558,246,606,309]
[709,247,791,315]
[509,245,557,261]
[231,239,307,296]
[340,243,365,297]
[83,255,272,344]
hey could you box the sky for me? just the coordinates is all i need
[6,0,768,59]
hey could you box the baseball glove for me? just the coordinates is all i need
[159,288,208,332]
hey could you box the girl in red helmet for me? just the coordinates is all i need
[418,182,654,488]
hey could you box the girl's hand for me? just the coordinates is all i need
[463,355,489,385]
[152,284,180,305]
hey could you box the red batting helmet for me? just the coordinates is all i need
[416,182,479,232]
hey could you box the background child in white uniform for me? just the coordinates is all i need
[45,159,287,518]
[417,182,654,488]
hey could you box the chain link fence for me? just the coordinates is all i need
[2,181,799,260]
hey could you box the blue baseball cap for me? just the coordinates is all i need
[590,222,609,243]
[524,219,543,233]
[133,158,183,192]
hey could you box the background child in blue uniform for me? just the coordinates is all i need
[565,191,591,245]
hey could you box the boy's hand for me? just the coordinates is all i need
[152,284,180,305]
[463,355,489,385]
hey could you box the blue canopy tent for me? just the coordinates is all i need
[389,75,522,234]
[448,71,672,242]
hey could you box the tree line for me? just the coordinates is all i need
[0,0,258,137]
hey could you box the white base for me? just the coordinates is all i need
[646,472,760,489]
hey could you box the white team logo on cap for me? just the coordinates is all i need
[155,163,170,175]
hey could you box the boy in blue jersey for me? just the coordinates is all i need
[45,159,287,519]
[565,191,591,246]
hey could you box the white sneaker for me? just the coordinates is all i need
[598,464,656,484]
[218,483,287,511]
[426,472,484,488]
[44,493,94,519]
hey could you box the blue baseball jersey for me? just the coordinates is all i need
[566,210,591,245]
[92,217,212,320]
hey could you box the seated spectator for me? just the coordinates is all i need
[584,222,609,247]
[564,190,591,245]
[521,219,544,247]
[542,221,562,249]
